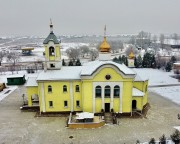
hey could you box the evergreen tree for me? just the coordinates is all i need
[121,55,126,65]
[142,52,153,68]
[149,138,156,144]
[136,55,142,68]
[159,134,166,144]
[171,130,180,144]
[170,56,177,64]
[62,59,66,66]
[113,57,119,63]
[68,60,73,66]
[125,56,128,66]
[134,57,138,68]
[76,59,81,66]
[165,61,172,72]
[151,55,156,68]
[118,56,122,63]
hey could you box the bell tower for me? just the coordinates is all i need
[43,19,61,70]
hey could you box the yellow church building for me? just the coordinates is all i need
[26,22,148,115]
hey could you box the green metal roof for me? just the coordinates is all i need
[43,32,59,44]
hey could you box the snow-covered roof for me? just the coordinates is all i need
[134,74,148,81]
[37,67,82,81]
[37,61,135,81]
[7,74,25,78]
[26,77,38,87]
[132,68,148,81]
[43,32,59,44]
[81,60,136,76]
[132,88,144,97]
[76,112,94,119]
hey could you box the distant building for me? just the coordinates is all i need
[173,62,180,74]
[26,22,148,115]
[7,74,26,85]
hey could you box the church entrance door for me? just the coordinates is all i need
[105,103,110,112]
[132,100,137,109]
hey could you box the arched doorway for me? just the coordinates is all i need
[132,100,137,109]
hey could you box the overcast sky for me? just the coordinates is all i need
[0,0,180,36]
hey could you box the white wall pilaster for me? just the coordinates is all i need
[70,82,73,112]
[102,86,104,110]
[110,87,113,109]
[41,83,46,112]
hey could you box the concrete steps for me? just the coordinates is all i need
[104,113,113,124]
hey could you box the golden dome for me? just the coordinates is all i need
[128,51,135,59]
[99,37,111,52]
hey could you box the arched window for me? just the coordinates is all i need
[63,85,67,92]
[76,85,80,92]
[95,86,101,98]
[114,85,120,97]
[105,85,111,98]
[48,85,52,93]
[49,46,55,56]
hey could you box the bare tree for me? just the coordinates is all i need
[152,35,157,43]
[66,48,80,59]
[0,51,6,66]
[173,33,178,45]
[152,35,158,54]
[136,31,151,49]
[108,40,124,53]
[129,35,136,45]
[6,51,21,74]
[79,45,89,58]
[90,49,98,61]
[160,34,165,50]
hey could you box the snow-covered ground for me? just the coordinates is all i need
[0,42,90,62]
[0,86,17,102]
[0,71,40,101]
[61,42,89,51]
[149,86,180,105]
[133,68,180,106]
[133,68,179,86]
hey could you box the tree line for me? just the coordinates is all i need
[129,31,180,51]
[113,52,177,72]
[136,129,180,144]
[62,58,81,66]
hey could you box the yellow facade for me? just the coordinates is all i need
[27,87,38,106]
[26,24,148,115]
[26,65,148,114]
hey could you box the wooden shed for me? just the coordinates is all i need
[7,74,26,85]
